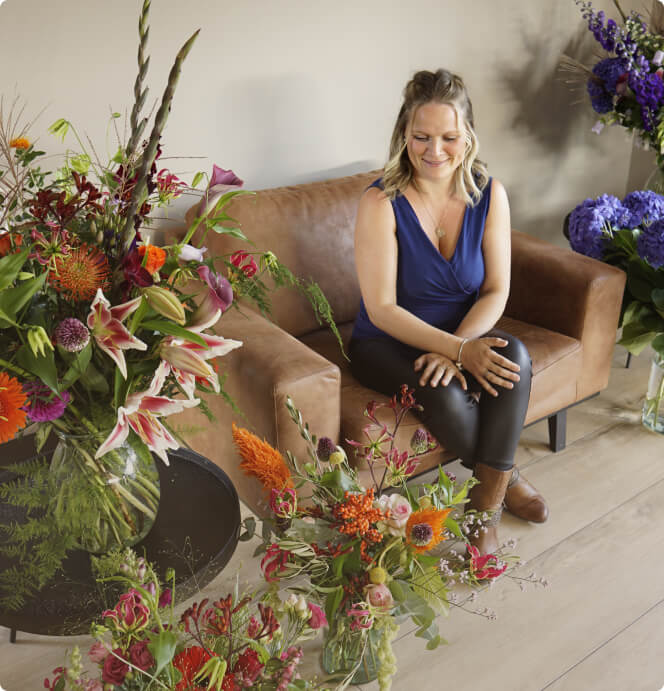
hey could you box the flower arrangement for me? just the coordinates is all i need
[565,1,664,167]
[44,548,325,691]
[233,387,540,691]
[0,1,338,610]
[567,189,664,428]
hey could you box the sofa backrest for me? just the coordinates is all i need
[201,170,379,338]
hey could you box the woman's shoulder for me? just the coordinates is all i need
[360,179,393,209]
[356,179,397,231]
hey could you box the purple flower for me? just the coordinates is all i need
[158,588,172,608]
[628,71,664,132]
[209,165,244,189]
[637,218,664,267]
[568,194,626,259]
[23,382,70,422]
[53,318,90,352]
[622,190,664,228]
[316,436,336,461]
[122,249,153,289]
[189,265,233,329]
[587,58,627,114]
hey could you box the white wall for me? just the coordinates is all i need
[0,0,644,244]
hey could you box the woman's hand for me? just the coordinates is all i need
[459,337,520,397]
[414,353,467,390]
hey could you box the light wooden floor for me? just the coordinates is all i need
[2,346,664,691]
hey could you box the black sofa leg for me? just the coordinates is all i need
[548,410,567,452]
[625,352,632,369]
[9,627,16,643]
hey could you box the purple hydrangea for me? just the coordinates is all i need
[568,194,626,259]
[622,190,664,228]
[23,382,70,422]
[637,218,664,268]
[587,58,628,114]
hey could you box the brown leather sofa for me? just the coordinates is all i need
[172,171,626,517]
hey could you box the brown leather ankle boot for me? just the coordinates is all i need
[503,466,549,523]
[467,463,512,556]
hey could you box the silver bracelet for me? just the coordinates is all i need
[455,338,469,370]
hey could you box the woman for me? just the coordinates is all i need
[349,69,548,555]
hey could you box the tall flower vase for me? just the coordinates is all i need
[642,352,664,434]
[321,619,380,685]
[49,426,160,553]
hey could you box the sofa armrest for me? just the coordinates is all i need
[506,230,626,400]
[172,308,341,517]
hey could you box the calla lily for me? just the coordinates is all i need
[87,289,147,379]
[160,332,242,398]
[209,165,244,189]
[96,361,199,463]
[189,265,233,330]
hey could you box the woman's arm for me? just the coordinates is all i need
[354,186,465,361]
[454,178,511,339]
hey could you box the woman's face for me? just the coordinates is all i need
[406,102,466,184]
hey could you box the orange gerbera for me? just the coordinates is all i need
[50,244,110,302]
[9,137,30,150]
[138,244,167,274]
[405,507,452,554]
[0,372,28,443]
[232,423,293,493]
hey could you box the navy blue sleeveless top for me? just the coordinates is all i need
[352,178,492,341]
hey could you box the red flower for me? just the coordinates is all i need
[468,544,508,580]
[101,588,150,631]
[260,544,290,583]
[128,639,155,671]
[221,673,238,691]
[101,649,129,685]
[232,648,264,686]
[173,646,211,691]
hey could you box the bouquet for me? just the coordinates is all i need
[233,386,540,691]
[44,548,326,691]
[565,0,664,171]
[0,1,337,609]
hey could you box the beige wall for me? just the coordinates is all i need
[0,0,645,245]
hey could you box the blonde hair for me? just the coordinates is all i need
[382,69,489,205]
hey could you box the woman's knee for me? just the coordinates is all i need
[490,330,531,376]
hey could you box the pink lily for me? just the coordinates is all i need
[189,265,234,330]
[96,361,199,463]
[468,544,508,580]
[87,289,147,379]
[160,332,242,399]
[347,602,374,631]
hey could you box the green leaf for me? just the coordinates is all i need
[653,288,664,317]
[325,585,344,624]
[618,321,658,355]
[16,344,59,394]
[652,333,664,358]
[239,516,256,541]
[35,423,52,452]
[141,319,207,346]
[0,271,48,322]
[425,634,442,650]
[147,629,178,677]
[60,342,92,390]
[69,153,91,174]
[389,579,406,602]
[192,171,204,188]
[0,250,30,291]
[211,224,249,241]
[318,468,360,496]
[79,361,109,393]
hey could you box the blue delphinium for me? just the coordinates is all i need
[622,190,664,228]
[587,58,628,113]
[628,71,664,132]
[568,194,626,259]
[637,218,664,268]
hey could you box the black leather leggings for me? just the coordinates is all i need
[348,330,532,471]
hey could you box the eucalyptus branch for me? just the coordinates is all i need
[120,27,200,251]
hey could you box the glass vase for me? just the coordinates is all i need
[49,426,160,553]
[642,352,664,434]
[321,619,379,685]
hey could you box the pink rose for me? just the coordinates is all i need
[128,639,155,671]
[101,649,129,685]
[307,602,328,630]
[377,494,412,536]
[365,583,394,611]
[88,641,109,664]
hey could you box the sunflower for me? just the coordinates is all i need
[232,423,293,493]
[405,507,452,554]
[0,372,28,443]
[50,244,111,302]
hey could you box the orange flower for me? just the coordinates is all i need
[0,232,23,257]
[232,423,293,493]
[9,137,30,150]
[0,372,28,443]
[50,244,111,302]
[138,244,167,274]
[405,507,452,554]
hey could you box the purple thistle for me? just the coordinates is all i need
[23,382,70,422]
[317,436,336,462]
[637,219,664,268]
[53,318,90,352]
[410,428,429,454]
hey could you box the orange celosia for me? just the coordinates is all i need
[232,423,293,493]
[0,372,28,443]
[405,507,452,554]
[138,244,167,274]
[9,137,30,150]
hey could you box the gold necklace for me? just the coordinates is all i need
[413,185,451,239]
